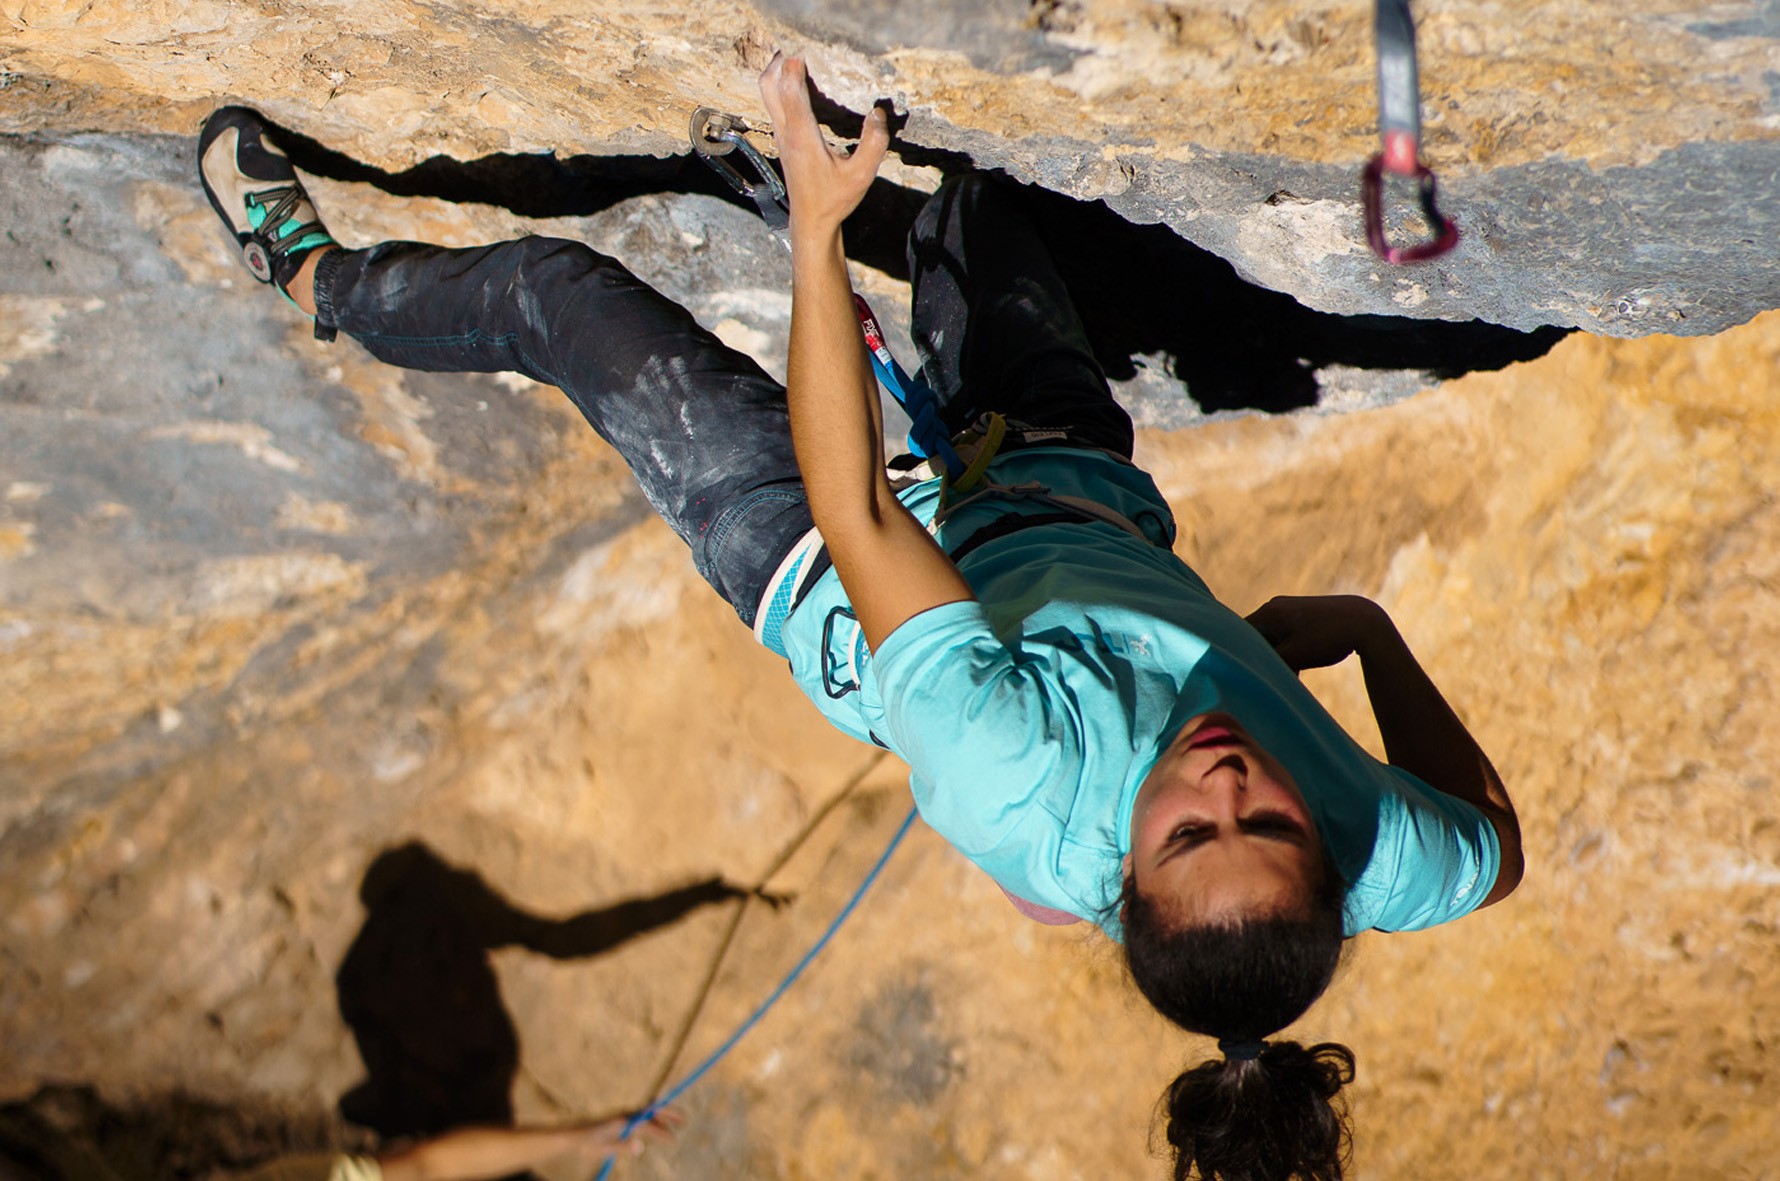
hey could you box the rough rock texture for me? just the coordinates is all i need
[3,1,1779,336]
[3,120,1779,1179]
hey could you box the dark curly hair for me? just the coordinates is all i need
[1120,861,1353,1181]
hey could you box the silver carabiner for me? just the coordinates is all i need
[690,107,789,231]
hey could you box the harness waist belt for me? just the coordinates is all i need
[945,510,1096,564]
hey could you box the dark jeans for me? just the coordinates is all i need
[314,172,1133,627]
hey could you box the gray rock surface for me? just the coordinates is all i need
[0,131,839,798]
[902,121,1780,338]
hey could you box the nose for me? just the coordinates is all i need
[1204,752,1249,781]
[1197,754,1250,818]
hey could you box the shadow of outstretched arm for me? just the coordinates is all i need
[503,878,749,960]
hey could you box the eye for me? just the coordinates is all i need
[1169,822,1213,846]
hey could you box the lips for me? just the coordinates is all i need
[1186,726,1239,750]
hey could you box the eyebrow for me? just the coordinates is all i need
[1236,809,1309,840]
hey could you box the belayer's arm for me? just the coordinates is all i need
[1246,594,1524,908]
[759,55,975,653]
[377,1114,683,1181]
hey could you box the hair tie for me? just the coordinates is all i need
[1218,1038,1268,1061]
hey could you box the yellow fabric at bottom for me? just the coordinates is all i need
[233,1153,383,1181]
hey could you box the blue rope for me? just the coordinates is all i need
[595,805,919,1178]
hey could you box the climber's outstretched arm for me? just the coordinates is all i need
[759,54,974,652]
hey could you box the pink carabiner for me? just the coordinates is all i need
[1361,152,1460,265]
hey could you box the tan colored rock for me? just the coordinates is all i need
[4,1,1779,331]
[3,1,1772,172]
[11,311,1780,1174]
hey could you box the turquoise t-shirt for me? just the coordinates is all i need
[779,447,1499,940]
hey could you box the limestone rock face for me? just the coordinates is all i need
[2,122,1779,1177]
[3,1,1779,335]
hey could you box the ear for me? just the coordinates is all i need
[1121,852,1133,879]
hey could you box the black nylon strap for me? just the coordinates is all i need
[1375,0,1421,142]
[945,511,1094,565]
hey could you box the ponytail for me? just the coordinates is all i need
[1157,1042,1355,1181]
[1120,865,1353,1180]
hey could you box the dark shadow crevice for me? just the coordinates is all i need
[267,116,1569,418]
[1015,185,1573,414]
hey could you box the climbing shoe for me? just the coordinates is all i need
[198,106,336,293]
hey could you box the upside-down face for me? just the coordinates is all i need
[1125,712,1325,926]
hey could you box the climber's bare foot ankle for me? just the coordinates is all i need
[289,245,336,317]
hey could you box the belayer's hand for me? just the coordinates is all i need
[575,1107,686,1161]
[375,1110,689,1180]
[1244,594,1392,672]
[757,52,889,239]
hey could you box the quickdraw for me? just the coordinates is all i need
[690,107,788,234]
[689,106,967,481]
[1362,0,1460,264]
[851,295,965,478]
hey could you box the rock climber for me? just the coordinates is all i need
[197,50,1522,1181]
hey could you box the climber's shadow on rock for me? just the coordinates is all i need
[335,841,749,1140]
[273,115,1567,418]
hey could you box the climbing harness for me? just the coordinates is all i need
[594,804,919,1178]
[1361,0,1460,263]
[933,477,1162,554]
[689,106,966,479]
